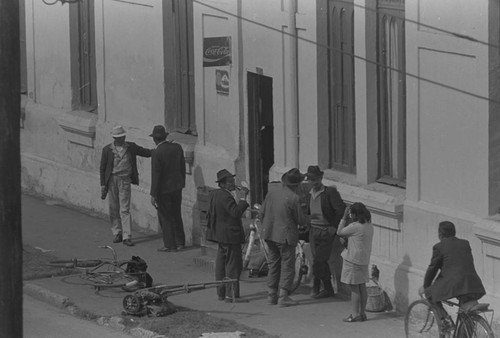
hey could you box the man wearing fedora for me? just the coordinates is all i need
[259,168,307,307]
[206,169,250,302]
[100,125,152,246]
[149,125,186,252]
[304,165,346,299]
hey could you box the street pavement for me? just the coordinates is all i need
[22,194,406,338]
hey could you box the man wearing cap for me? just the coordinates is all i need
[149,125,186,252]
[100,125,152,246]
[305,165,346,299]
[206,169,250,302]
[259,168,307,307]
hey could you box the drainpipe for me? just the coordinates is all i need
[288,0,300,168]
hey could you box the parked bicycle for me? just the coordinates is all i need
[242,203,269,277]
[405,292,495,337]
[47,245,148,292]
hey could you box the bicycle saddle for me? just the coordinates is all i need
[460,300,489,312]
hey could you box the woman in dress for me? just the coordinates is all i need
[337,202,374,322]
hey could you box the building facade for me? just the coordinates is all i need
[20,0,500,315]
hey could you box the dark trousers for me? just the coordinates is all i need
[157,189,185,249]
[266,240,296,292]
[425,286,484,318]
[215,243,242,298]
[310,226,336,280]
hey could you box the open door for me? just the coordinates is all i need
[247,72,274,205]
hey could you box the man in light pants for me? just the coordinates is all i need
[100,125,151,246]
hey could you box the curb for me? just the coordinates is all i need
[23,283,162,338]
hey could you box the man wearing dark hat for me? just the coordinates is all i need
[206,169,250,302]
[100,125,152,246]
[259,168,307,307]
[304,165,346,299]
[149,125,186,252]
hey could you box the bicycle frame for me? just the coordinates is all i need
[441,299,495,337]
[243,211,269,269]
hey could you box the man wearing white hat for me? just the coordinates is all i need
[100,125,152,246]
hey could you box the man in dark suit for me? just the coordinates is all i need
[260,168,307,307]
[421,221,486,323]
[149,125,186,252]
[304,165,346,299]
[100,125,151,246]
[206,169,249,302]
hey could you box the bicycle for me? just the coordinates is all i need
[405,294,495,337]
[242,203,270,278]
[47,245,146,292]
[290,238,312,294]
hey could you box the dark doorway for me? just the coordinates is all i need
[247,72,274,205]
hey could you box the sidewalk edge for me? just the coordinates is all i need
[23,283,164,338]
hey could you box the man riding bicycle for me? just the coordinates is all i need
[419,221,486,328]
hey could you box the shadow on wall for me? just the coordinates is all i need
[394,254,411,313]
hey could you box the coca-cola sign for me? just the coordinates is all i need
[203,36,232,67]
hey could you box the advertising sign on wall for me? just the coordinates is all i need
[216,70,230,95]
[203,36,232,67]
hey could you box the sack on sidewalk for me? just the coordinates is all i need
[126,255,148,273]
[125,255,153,288]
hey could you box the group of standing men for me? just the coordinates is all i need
[206,166,346,307]
[99,125,185,251]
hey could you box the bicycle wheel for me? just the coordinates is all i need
[405,299,444,337]
[455,314,494,338]
[82,271,139,289]
[291,252,310,294]
[47,259,102,268]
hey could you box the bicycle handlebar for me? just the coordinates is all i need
[97,245,117,261]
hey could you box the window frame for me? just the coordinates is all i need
[163,0,196,135]
[327,0,356,173]
[376,0,406,187]
[69,0,97,112]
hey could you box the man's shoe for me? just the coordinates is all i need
[311,290,335,299]
[123,239,134,246]
[177,245,185,251]
[267,293,278,305]
[157,247,177,252]
[113,234,123,243]
[278,296,298,307]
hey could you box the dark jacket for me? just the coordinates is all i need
[305,185,346,228]
[100,142,151,187]
[150,141,185,198]
[423,236,485,302]
[206,189,249,244]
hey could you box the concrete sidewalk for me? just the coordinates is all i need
[22,194,405,338]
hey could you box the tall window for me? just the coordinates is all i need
[328,0,356,173]
[164,0,196,135]
[377,0,406,186]
[70,0,97,111]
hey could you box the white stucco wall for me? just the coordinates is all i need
[406,0,489,215]
[99,0,165,129]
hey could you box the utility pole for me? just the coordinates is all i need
[0,0,22,337]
